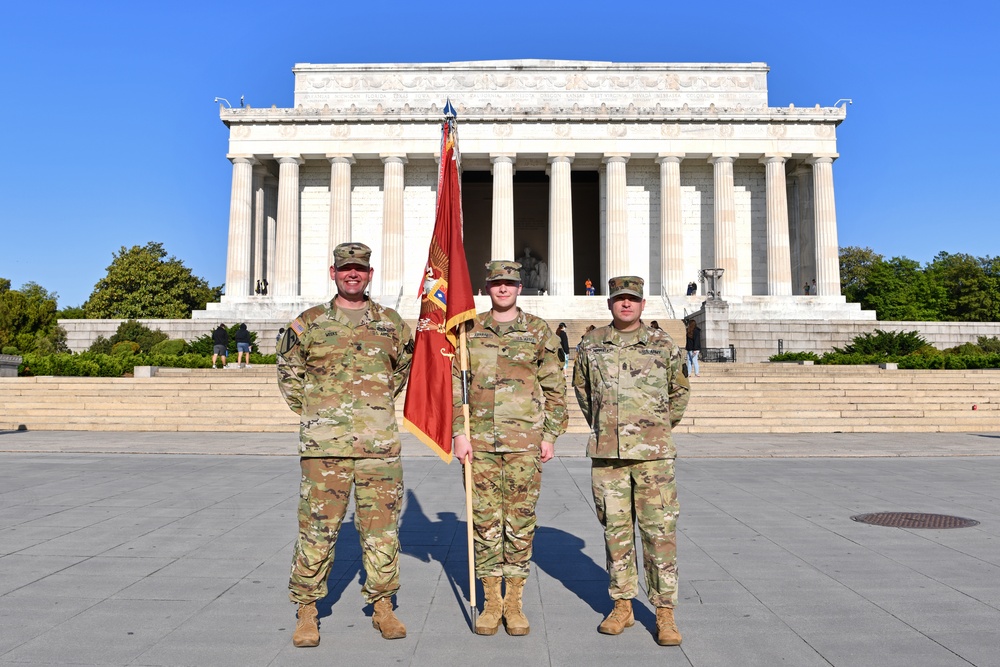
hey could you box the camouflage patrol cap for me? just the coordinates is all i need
[484,260,522,283]
[608,275,645,298]
[333,242,372,269]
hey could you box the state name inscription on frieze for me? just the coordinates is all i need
[292,63,770,113]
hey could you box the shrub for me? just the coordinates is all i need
[250,353,276,365]
[896,353,1000,370]
[150,338,188,356]
[33,325,70,355]
[819,352,889,365]
[88,335,113,354]
[976,336,1000,354]
[946,342,978,356]
[19,352,129,377]
[832,329,927,357]
[109,320,168,353]
[111,341,140,356]
[2,345,18,355]
[18,351,215,376]
[768,352,820,363]
[146,353,213,370]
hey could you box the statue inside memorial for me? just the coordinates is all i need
[516,246,548,291]
[517,246,537,283]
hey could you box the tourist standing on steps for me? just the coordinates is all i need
[211,324,228,369]
[556,322,570,370]
[573,276,690,647]
[235,323,252,368]
[685,319,701,378]
[277,242,413,648]
[452,260,568,637]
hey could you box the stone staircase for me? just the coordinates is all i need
[0,367,296,433]
[675,364,1000,434]
[1,364,998,434]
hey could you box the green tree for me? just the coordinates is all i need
[0,280,66,353]
[854,256,946,321]
[84,242,222,319]
[925,252,1000,322]
[57,305,87,319]
[839,246,884,303]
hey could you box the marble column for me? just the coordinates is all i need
[252,165,268,291]
[809,155,841,296]
[603,154,629,280]
[380,155,406,299]
[490,154,515,261]
[709,154,738,296]
[327,154,354,271]
[656,154,684,295]
[274,156,303,298]
[224,156,255,299]
[761,155,793,296]
[547,154,574,296]
[264,175,278,296]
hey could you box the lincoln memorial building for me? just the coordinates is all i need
[200,60,871,323]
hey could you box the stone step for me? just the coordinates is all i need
[3,366,999,434]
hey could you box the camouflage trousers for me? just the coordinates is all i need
[464,450,542,578]
[591,457,678,608]
[289,456,403,605]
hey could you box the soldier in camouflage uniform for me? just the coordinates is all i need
[452,260,568,636]
[572,276,690,646]
[277,242,414,647]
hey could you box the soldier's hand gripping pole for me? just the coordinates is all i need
[459,324,477,626]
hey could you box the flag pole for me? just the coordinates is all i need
[459,322,477,625]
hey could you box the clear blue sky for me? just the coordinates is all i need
[2,0,997,308]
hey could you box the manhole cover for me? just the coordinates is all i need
[851,512,979,529]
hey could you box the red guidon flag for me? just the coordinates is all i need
[403,114,476,462]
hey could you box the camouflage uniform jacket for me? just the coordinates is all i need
[277,298,413,458]
[453,309,567,453]
[573,323,689,460]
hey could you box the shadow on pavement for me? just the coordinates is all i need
[398,490,473,627]
[313,521,363,620]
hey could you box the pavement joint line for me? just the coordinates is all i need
[2,430,1000,458]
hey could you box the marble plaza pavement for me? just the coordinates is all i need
[1,431,999,666]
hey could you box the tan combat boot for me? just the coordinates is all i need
[655,606,682,646]
[502,577,530,636]
[292,602,320,647]
[372,597,406,639]
[598,599,634,635]
[475,576,503,635]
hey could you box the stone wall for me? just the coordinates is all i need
[731,320,1000,364]
[60,320,286,355]
[60,316,1000,362]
